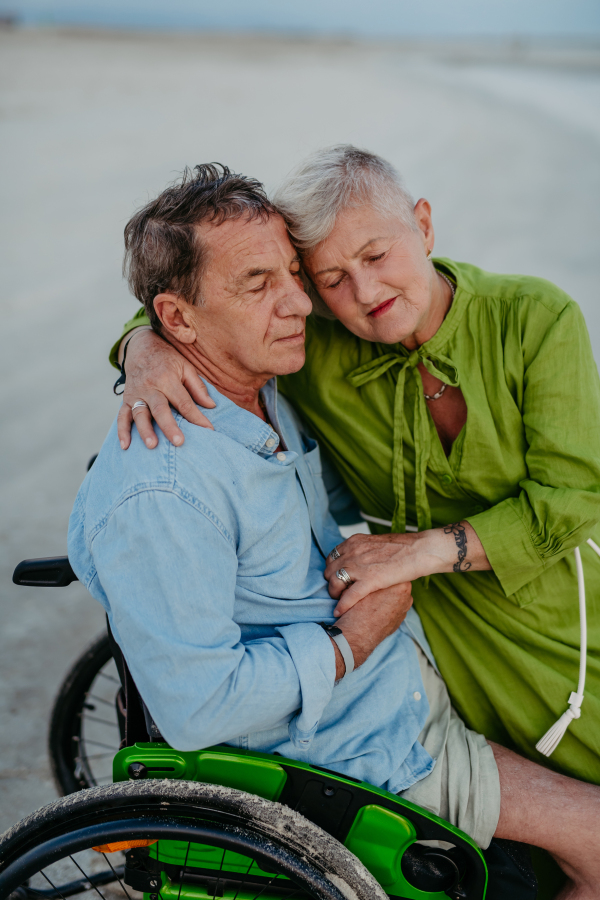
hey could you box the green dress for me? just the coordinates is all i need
[113,259,600,784]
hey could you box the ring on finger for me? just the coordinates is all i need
[336,567,353,587]
[131,400,149,414]
[330,546,341,561]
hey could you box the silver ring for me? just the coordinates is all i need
[330,546,341,561]
[131,400,149,412]
[336,568,353,587]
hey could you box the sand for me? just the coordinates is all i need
[0,26,599,827]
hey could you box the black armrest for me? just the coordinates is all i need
[12,556,78,587]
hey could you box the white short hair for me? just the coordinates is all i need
[273,145,416,255]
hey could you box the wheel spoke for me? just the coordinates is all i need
[68,856,106,900]
[251,870,289,900]
[80,753,114,761]
[80,740,117,751]
[177,841,192,900]
[231,858,256,900]
[101,853,132,900]
[40,869,68,900]
[86,694,116,708]
[82,716,120,728]
[97,673,120,685]
[211,847,226,900]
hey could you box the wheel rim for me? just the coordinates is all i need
[75,657,121,788]
[0,815,347,900]
[49,636,122,794]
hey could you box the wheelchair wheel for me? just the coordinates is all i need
[48,633,122,796]
[0,779,387,900]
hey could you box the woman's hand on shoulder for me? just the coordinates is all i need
[117,329,216,450]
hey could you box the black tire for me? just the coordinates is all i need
[48,633,122,795]
[0,780,387,900]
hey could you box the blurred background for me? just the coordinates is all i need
[1,0,599,827]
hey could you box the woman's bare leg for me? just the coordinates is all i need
[490,742,600,899]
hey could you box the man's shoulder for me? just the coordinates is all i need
[77,412,244,532]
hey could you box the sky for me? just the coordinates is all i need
[2,0,600,37]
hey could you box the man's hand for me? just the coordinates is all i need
[330,581,413,679]
[117,329,216,450]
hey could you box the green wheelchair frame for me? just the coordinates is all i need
[110,741,487,899]
[6,555,489,900]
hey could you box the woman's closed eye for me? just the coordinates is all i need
[325,273,346,290]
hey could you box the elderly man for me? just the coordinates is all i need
[69,165,600,899]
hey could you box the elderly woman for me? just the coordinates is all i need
[111,146,600,786]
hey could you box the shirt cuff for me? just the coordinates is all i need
[276,622,336,749]
[466,500,544,597]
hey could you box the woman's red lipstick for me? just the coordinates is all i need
[368,297,396,318]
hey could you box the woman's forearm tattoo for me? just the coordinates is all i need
[444,522,472,572]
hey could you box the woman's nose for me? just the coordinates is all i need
[352,269,378,307]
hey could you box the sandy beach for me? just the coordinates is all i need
[0,26,599,827]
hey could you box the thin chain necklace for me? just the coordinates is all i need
[423,271,456,401]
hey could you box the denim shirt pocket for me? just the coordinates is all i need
[288,714,319,752]
[302,437,321,475]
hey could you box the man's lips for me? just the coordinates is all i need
[368,297,396,318]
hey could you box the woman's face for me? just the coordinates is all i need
[304,199,440,346]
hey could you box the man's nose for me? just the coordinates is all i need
[279,275,312,317]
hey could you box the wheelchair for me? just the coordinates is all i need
[1,556,540,900]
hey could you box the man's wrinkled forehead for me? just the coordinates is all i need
[197,213,296,287]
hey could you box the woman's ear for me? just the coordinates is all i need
[153,294,197,344]
[413,198,434,251]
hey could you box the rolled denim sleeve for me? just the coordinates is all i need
[82,489,335,751]
[276,623,336,748]
[468,301,600,597]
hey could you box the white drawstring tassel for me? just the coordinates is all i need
[535,693,583,757]
[536,542,594,757]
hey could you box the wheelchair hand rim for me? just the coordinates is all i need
[0,815,347,900]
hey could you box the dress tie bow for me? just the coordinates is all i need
[347,346,459,536]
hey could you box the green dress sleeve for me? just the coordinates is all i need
[467,300,600,596]
[108,308,151,369]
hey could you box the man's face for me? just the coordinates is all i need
[186,214,311,382]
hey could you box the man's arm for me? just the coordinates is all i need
[84,488,332,749]
[78,487,411,750]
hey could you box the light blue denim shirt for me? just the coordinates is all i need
[68,379,435,793]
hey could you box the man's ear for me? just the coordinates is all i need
[153,294,197,344]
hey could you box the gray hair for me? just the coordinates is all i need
[124,164,276,331]
[273,145,416,255]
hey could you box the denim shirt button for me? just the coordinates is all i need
[277,452,286,462]
[266,437,277,448]
[413,691,422,701]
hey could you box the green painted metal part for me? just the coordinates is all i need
[114,744,286,800]
[345,804,417,887]
[114,743,487,899]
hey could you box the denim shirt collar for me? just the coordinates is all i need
[201,377,285,456]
